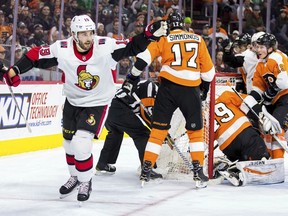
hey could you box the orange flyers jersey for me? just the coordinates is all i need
[214,91,252,151]
[252,50,288,104]
[137,29,215,86]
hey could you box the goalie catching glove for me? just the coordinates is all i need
[145,20,169,42]
[259,105,282,135]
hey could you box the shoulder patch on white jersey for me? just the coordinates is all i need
[60,41,68,48]
[98,38,106,45]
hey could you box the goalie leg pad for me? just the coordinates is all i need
[236,158,285,185]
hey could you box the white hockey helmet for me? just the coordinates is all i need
[251,31,265,44]
[71,15,96,43]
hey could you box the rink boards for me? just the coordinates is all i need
[0,82,112,156]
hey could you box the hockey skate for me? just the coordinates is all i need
[192,160,209,188]
[77,179,92,204]
[140,160,152,187]
[59,176,79,199]
[95,164,116,175]
[150,169,163,180]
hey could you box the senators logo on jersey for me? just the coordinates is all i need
[75,65,100,90]
[86,114,96,126]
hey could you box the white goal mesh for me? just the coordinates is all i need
[156,73,243,180]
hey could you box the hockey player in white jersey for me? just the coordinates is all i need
[223,31,265,93]
[1,15,168,203]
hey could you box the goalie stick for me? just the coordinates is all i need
[226,81,288,153]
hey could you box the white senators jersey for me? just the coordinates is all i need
[137,29,215,87]
[37,36,129,107]
[214,91,252,151]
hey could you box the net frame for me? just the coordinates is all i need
[156,72,243,180]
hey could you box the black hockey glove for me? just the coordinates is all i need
[122,74,140,95]
[145,20,168,42]
[262,86,279,105]
[200,81,210,101]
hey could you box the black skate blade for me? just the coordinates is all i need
[59,187,78,199]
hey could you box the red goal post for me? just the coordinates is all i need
[156,72,244,181]
[206,72,244,178]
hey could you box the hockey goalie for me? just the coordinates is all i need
[213,90,285,186]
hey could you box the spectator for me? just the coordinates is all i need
[107,18,125,40]
[127,21,144,38]
[152,0,164,17]
[18,6,33,31]
[63,16,72,38]
[17,22,29,46]
[208,17,229,40]
[0,10,12,44]
[230,30,239,42]
[99,0,113,26]
[215,50,234,72]
[0,44,9,67]
[14,44,24,62]
[183,17,194,33]
[33,5,55,37]
[117,56,133,79]
[65,0,83,18]
[244,5,265,35]
[237,0,253,21]
[27,24,47,47]
[126,12,146,35]
[96,23,106,36]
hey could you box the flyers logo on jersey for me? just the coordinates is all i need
[75,65,100,90]
[86,114,96,126]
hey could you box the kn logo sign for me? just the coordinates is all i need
[0,93,31,129]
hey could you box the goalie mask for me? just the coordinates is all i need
[71,15,96,43]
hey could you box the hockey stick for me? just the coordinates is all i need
[7,85,32,133]
[132,92,194,170]
[1,64,32,133]
[226,81,288,152]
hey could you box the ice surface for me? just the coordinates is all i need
[0,138,287,216]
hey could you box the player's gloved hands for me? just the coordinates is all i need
[3,70,21,87]
[145,20,169,42]
[262,86,278,105]
[122,74,140,95]
[200,81,210,101]
[259,106,282,135]
[0,63,21,87]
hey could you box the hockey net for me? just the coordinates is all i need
[156,73,243,181]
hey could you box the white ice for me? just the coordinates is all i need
[0,138,288,216]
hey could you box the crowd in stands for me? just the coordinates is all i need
[0,0,287,81]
